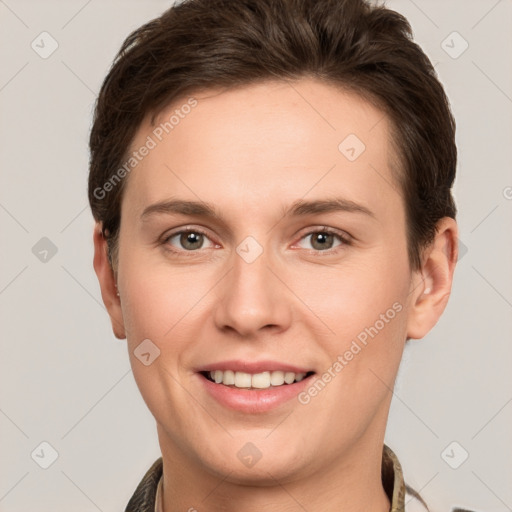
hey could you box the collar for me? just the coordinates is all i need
[125,444,406,512]
[382,444,406,511]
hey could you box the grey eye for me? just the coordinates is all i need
[166,230,214,251]
[298,231,344,251]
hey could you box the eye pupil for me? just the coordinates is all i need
[181,232,203,250]
[311,232,334,250]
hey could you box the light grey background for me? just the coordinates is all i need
[0,1,511,511]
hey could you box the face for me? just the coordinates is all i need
[94,78,454,485]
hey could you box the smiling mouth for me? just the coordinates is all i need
[200,370,316,390]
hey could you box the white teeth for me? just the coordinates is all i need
[251,371,270,389]
[270,371,285,386]
[234,371,252,388]
[284,371,295,384]
[222,369,235,385]
[206,370,309,389]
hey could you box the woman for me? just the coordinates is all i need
[88,0,465,510]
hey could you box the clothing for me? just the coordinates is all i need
[125,444,422,512]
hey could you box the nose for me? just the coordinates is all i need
[212,244,292,338]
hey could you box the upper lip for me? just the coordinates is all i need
[196,360,314,374]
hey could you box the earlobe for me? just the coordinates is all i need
[406,217,458,340]
[92,223,126,340]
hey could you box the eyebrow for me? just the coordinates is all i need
[140,197,375,222]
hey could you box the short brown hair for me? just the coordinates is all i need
[88,0,457,271]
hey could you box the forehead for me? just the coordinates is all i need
[121,78,400,223]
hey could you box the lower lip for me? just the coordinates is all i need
[198,373,314,413]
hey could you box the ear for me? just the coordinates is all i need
[92,222,126,340]
[406,217,458,340]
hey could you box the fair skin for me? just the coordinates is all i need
[93,79,457,512]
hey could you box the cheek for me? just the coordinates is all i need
[293,254,410,400]
[119,250,207,345]
[289,251,409,333]
[119,265,203,425]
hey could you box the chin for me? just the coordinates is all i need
[199,436,310,485]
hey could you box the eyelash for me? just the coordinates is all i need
[160,226,352,257]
